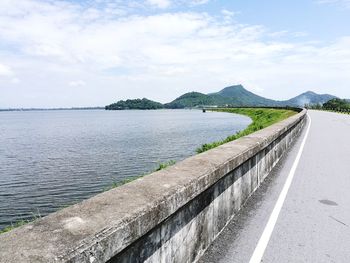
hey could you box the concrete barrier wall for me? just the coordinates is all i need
[0,109,307,263]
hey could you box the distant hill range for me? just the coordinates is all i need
[282,91,336,107]
[164,85,279,108]
[106,84,338,110]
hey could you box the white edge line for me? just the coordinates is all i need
[249,113,312,263]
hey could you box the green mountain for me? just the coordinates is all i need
[105,98,164,110]
[165,85,281,108]
[106,85,339,110]
[165,85,338,108]
[210,85,280,106]
[164,92,214,109]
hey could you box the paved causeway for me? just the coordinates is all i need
[200,110,350,263]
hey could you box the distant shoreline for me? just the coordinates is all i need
[0,107,104,112]
[0,108,200,112]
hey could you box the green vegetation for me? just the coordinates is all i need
[105,160,176,191]
[164,85,279,109]
[0,210,41,235]
[164,92,215,109]
[105,85,339,110]
[105,98,164,110]
[155,160,176,171]
[163,85,337,109]
[211,85,279,107]
[196,108,297,153]
[323,98,350,111]
[0,220,28,234]
[308,98,350,113]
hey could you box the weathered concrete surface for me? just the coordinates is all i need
[0,109,306,263]
[200,110,350,263]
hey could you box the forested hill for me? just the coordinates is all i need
[164,85,337,108]
[105,98,164,110]
[164,85,279,109]
[106,85,339,110]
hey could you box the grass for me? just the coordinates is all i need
[155,160,176,171]
[0,210,41,235]
[0,220,28,234]
[196,108,297,153]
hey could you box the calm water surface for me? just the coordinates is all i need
[0,109,251,230]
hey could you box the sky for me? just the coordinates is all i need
[0,0,350,108]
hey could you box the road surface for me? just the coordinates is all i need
[199,110,350,263]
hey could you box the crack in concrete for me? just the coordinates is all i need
[329,216,348,227]
[319,199,338,206]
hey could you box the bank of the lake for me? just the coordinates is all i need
[197,108,297,153]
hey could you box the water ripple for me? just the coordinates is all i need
[0,109,251,230]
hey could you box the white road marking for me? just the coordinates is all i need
[249,114,312,263]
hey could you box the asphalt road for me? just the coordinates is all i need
[199,110,350,263]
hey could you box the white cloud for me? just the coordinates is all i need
[293,31,308,37]
[144,0,209,9]
[11,78,20,84]
[0,0,349,107]
[221,9,237,17]
[189,0,210,6]
[69,80,86,87]
[0,63,13,76]
[146,0,172,9]
[316,0,350,8]
[221,9,239,23]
